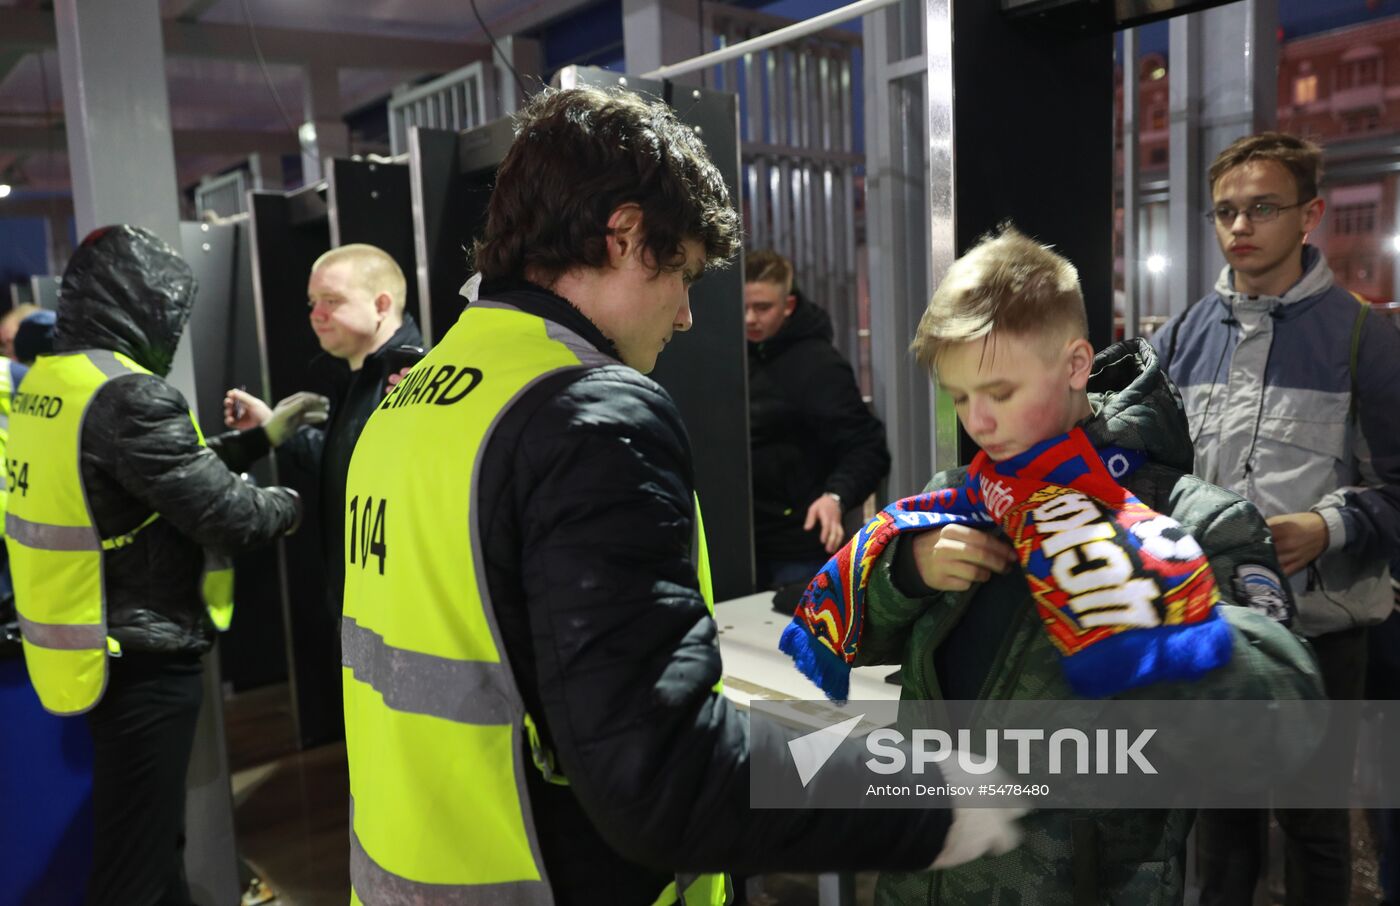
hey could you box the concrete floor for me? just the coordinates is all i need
[224,683,865,905]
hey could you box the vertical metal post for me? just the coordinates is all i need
[1169,0,1278,314]
[1123,28,1141,340]
[44,213,72,276]
[493,35,543,113]
[1168,13,1202,318]
[623,0,704,86]
[1393,221,1400,306]
[865,0,939,496]
[925,0,957,475]
[249,151,284,192]
[55,1,180,247]
[302,63,349,184]
[870,0,1111,479]
[53,1,239,903]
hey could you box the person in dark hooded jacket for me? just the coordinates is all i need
[744,249,891,587]
[24,225,302,906]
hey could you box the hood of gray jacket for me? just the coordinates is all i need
[1213,244,1334,312]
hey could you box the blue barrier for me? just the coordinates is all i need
[0,656,92,906]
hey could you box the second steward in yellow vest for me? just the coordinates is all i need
[7,225,301,905]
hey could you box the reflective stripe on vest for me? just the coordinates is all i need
[341,301,727,905]
[0,356,13,536]
[8,349,233,715]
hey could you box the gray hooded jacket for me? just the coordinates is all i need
[1154,246,1400,636]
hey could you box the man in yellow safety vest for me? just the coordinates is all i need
[340,87,1022,905]
[8,225,303,905]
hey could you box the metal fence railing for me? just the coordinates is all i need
[702,3,865,376]
[388,63,499,156]
[195,169,252,219]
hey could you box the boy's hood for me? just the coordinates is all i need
[1082,337,1193,473]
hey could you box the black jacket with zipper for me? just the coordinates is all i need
[748,293,889,562]
[50,226,300,656]
[279,316,424,615]
[469,280,949,903]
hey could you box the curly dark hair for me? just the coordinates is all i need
[473,87,740,284]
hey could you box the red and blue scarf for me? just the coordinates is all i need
[779,428,1233,701]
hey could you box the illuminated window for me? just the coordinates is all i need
[1294,74,1317,105]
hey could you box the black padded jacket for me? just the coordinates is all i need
[278,316,424,616]
[50,226,300,656]
[748,293,889,562]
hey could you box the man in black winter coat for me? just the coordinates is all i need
[744,249,890,587]
[224,243,423,617]
[36,225,303,905]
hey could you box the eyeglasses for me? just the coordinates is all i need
[1205,200,1312,226]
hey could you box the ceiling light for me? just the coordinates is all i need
[1146,254,1167,274]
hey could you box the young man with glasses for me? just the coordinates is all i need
[1154,131,1400,905]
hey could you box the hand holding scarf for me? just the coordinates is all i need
[779,428,1233,701]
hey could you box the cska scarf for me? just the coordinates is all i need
[778,428,1233,701]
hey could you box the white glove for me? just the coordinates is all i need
[265,392,330,446]
[929,752,1029,869]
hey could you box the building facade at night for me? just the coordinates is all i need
[1117,12,1400,328]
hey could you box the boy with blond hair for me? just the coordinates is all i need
[781,225,1323,904]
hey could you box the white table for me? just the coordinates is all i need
[714,591,901,707]
[713,591,899,906]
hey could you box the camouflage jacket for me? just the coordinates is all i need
[856,339,1324,906]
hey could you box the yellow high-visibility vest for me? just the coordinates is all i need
[7,349,233,716]
[342,300,728,905]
